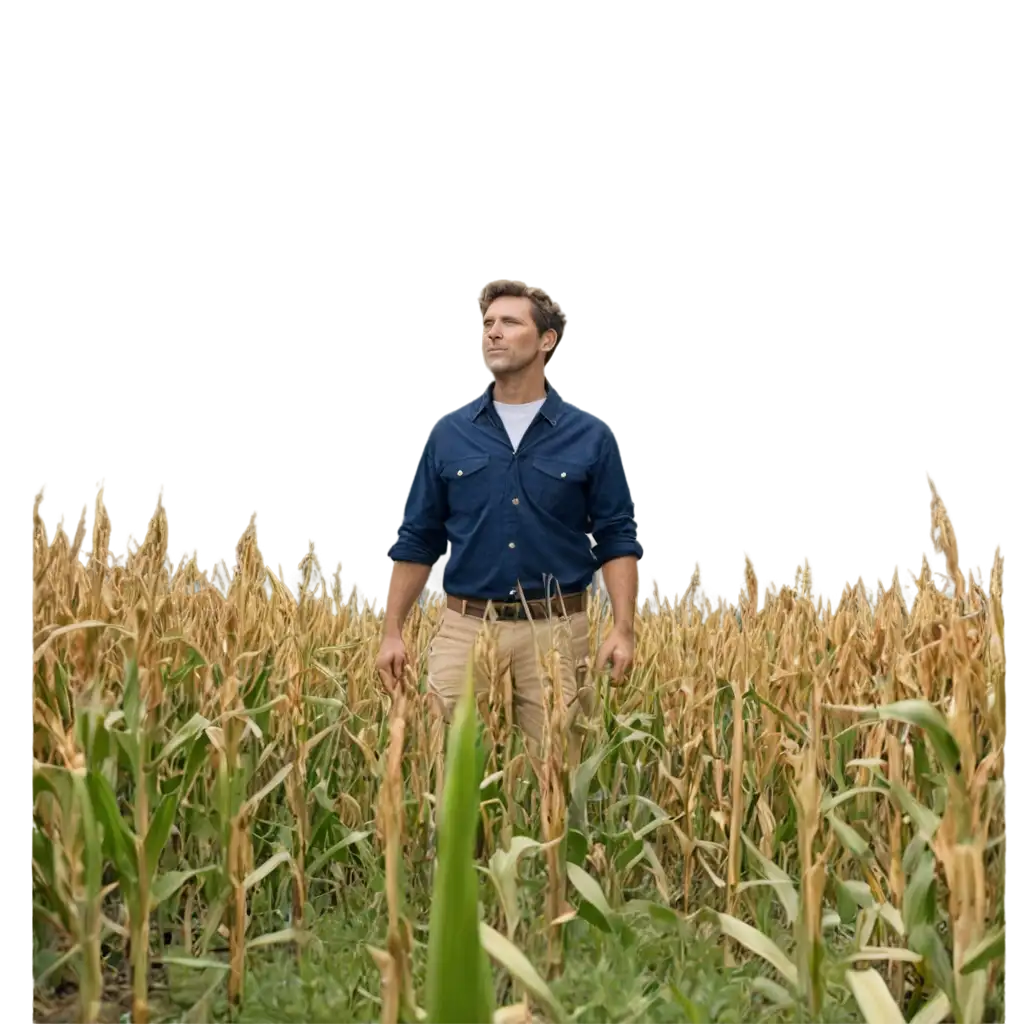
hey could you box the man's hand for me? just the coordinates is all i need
[594,624,635,685]
[375,633,408,694]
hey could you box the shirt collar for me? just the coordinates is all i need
[471,378,564,426]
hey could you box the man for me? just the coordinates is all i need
[375,279,642,763]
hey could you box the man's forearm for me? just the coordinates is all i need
[383,561,433,638]
[601,556,638,634]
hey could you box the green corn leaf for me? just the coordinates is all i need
[567,862,614,930]
[480,922,564,1023]
[742,690,808,739]
[246,928,314,950]
[307,830,374,878]
[123,659,141,733]
[643,841,672,903]
[613,837,644,873]
[820,786,890,814]
[908,991,952,1024]
[904,849,937,932]
[53,664,72,724]
[72,773,103,902]
[151,867,218,907]
[198,895,229,956]
[425,660,494,1024]
[34,762,73,809]
[155,713,210,764]
[902,831,928,876]
[838,878,874,908]
[908,924,955,1011]
[180,731,211,802]
[115,731,141,781]
[741,833,799,926]
[831,699,961,777]
[569,738,621,832]
[243,850,292,892]
[750,976,795,1008]
[712,911,798,988]
[827,811,870,860]
[34,943,81,987]
[888,782,941,840]
[844,968,905,1024]
[487,835,557,940]
[144,792,181,879]
[960,925,1004,974]
[158,955,230,971]
[566,828,588,867]
[241,763,293,816]
[86,769,138,889]
[621,899,685,930]
[666,984,709,1024]
[876,700,961,776]
[958,970,987,1024]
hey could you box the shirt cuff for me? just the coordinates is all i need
[387,539,442,565]
[593,539,643,565]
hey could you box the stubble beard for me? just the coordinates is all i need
[485,348,542,380]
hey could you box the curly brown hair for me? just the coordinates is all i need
[478,279,567,364]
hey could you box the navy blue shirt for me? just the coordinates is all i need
[387,379,643,601]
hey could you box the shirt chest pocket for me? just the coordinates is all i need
[441,455,491,514]
[527,457,589,519]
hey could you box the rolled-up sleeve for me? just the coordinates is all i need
[588,427,643,566]
[387,426,449,565]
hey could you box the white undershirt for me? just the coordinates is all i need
[493,398,546,452]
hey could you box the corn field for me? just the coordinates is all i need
[32,479,1005,1024]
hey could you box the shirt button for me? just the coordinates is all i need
[508,542,516,549]
[457,470,464,476]
[512,497,519,505]
[560,472,567,478]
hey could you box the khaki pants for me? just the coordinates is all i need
[427,602,592,764]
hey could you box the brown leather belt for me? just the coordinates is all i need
[446,591,586,620]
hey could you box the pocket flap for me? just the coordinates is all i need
[441,455,490,481]
[532,457,588,483]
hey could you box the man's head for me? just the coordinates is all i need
[478,280,567,378]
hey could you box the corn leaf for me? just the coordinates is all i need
[960,925,1004,974]
[152,867,218,907]
[740,833,798,926]
[845,967,905,1024]
[712,911,798,987]
[425,660,494,1024]
[480,922,564,1024]
[908,991,952,1024]
[567,862,614,927]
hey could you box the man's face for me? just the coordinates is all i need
[482,296,553,375]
